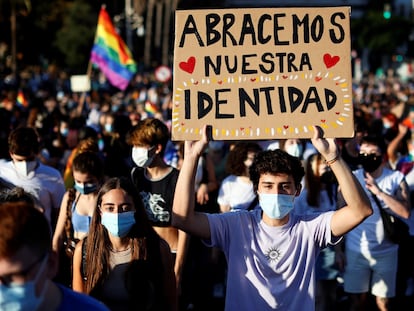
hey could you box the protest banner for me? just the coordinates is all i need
[70,75,91,92]
[172,7,353,140]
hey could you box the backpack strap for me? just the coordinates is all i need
[247,195,259,211]
[130,167,137,183]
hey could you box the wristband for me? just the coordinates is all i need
[325,155,339,166]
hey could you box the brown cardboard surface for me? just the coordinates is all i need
[172,7,353,141]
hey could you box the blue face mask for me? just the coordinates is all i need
[74,182,97,195]
[60,127,69,137]
[0,255,49,311]
[258,193,295,219]
[98,138,105,151]
[101,211,136,237]
[104,123,113,133]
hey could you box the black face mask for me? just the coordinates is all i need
[358,153,382,173]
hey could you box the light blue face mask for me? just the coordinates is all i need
[60,127,69,137]
[285,144,303,158]
[101,211,136,237]
[74,181,97,195]
[0,255,49,311]
[258,193,295,219]
[98,138,105,151]
[104,123,113,133]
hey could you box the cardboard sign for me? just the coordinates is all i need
[172,7,353,140]
[70,75,91,92]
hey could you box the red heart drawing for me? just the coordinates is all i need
[181,122,185,126]
[193,81,199,85]
[218,80,223,85]
[323,53,340,69]
[321,119,326,123]
[179,56,196,74]
[250,78,256,82]
[283,125,289,129]
[335,112,340,115]
[240,127,245,131]
[315,77,322,82]
[282,75,288,79]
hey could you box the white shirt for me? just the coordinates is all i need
[347,168,402,256]
[0,159,65,226]
[217,175,256,211]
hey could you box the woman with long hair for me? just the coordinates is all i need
[72,177,177,311]
[53,151,105,287]
[295,153,340,311]
[218,142,262,213]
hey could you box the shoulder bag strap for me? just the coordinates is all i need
[371,193,382,210]
[247,195,259,211]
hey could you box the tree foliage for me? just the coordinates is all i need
[0,0,105,72]
[351,8,413,55]
[54,1,96,73]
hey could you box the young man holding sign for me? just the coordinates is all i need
[172,125,372,310]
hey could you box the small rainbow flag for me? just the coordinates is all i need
[90,6,137,91]
[145,101,159,116]
[16,90,28,108]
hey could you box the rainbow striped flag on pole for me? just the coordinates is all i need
[90,6,137,91]
[16,90,29,108]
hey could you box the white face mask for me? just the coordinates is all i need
[258,192,295,219]
[14,160,38,178]
[132,146,156,168]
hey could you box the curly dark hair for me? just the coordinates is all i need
[225,142,262,176]
[249,149,305,192]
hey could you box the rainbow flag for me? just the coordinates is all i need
[16,90,28,108]
[90,6,137,91]
[145,101,159,116]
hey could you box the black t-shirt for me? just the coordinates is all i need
[131,166,179,227]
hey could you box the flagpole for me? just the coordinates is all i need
[75,59,93,117]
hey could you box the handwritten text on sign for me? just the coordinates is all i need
[172,7,353,140]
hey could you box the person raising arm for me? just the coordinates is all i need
[172,125,372,311]
[173,125,372,240]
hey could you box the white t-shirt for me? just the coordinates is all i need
[347,168,402,256]
[205,209,337,311]
[217,175,256,211]
[0,159,65,226]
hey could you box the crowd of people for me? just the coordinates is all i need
[0,64,414,311]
